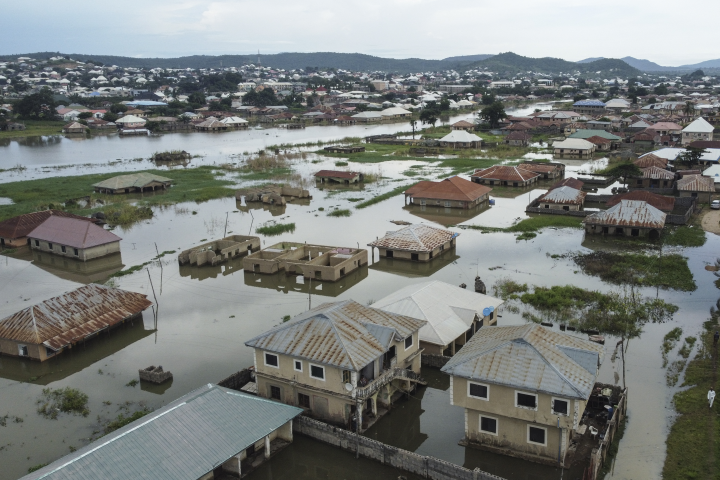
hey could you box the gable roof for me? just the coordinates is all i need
[452,120,475,128]
[115,114,146,124]
[441,324,604,399]
[583,200,666,228]
[92,172,173,190]
[373,281,503,347]
[537,186,586,204]
[640,166,675,180]
[553,138,596,150]
[404,176,491,202]
[586,135,611,145]
[470,165,540,182]
[633,153,668,169]
[506,131,531,141]
[244,300,425,371]
[0,284,151,350]
[0,210,95,241]
[683,117,714,133]
[439,130,482,143]
[677,174,715,192]
[27,216,121,249]
[568,130,621,141]
[20,384,302,480]
[606,191,675,212]
[367,223,458,253]
[573,100,606,107]
[550,177,584,190]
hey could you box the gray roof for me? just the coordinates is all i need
[537,186,586,205]
[20,384,302,480]
[441,324,604,399]
[92,172,172,190]
[583,199,666,228]
[245,300,426,371]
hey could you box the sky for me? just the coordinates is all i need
[1,0,717,66]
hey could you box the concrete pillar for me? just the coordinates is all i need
[451,341,456,355]
[264,435,270,459]
[277,420,293,442]
[221,454,242,476]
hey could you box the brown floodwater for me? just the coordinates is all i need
[1,109,718,479]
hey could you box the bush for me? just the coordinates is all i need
[328,209,352,217]
[37,387,90,419]
[256,222,296,236]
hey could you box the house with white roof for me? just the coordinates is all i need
[438,130,482,149]
[682,117,714,145]
[553,138,596,158]
[702,164,720,191]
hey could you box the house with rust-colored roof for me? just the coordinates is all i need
[550,177,584,191]
[583,200,666,239]
[520,161,565,179]
[677,174,715,203]
[633,166,676,189]
[0,210,98,248]
[404,176,491,209]
[314,170,364,184]
[470,165,540,187]
[505,131,531,147]
[586,135,612,151]
[451,120,475,131]
[28,216,122,261]
[634,154,668,169]
[368,224,458,262]
[606,191,675,212]
[0,284,152,361]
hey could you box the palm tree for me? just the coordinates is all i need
[683,101,694,118]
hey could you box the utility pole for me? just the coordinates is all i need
[223,211,229,237]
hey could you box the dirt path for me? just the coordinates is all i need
[700,209,720,236]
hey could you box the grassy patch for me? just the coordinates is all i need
[492,278,529,300]
[0,120,66,139]
[36,387,90,419]
[103,409,150,435]
[327,209,352,217]
[573,251,696,292]
[335,161,349,166]
[663,226,707,247]
[110,262,152,278]
[467,215,583,234]
[27,463,49,474]
[102,204,154,227]
[662,327,683,367]
[256,222,296,236]
[355,184,413,209]
[347,197,364,202]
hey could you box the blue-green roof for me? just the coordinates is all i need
[568,130,621,141]
[21,384,302,480]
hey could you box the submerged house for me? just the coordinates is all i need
[404,176,492,209]
[519,161,565,180]
[633,166,676,189]
[535,186,586,211]
[178,235,261,266]
[583,199,666,239]
[552,138,596,158]
[19,384,302,480]
[314,170,364,184]
[92,172,172,194]
[28,216,122,261]
[438,130,483,149]
[0,284,152,361]
[245,300,426,430]
[470,165,540,187]
[441,324,604,466]
[0,210,98,248]
[373,280,503,356]
[368,224,458,262]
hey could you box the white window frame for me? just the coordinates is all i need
[479,415,498,436]
[294,359,303,373]
[515,390,538,411]
[444,201,451,207]
[551,397,569,416]
[467,381,489,401]
[527,424,547,446]
[263,352,279,369]
[404,334,414,351]
[309,363,326,381]
[18,344,28,356]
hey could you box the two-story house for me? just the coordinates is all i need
[245,300,426,431]
[441,324,604,466]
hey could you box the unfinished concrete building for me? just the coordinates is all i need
[235,186,311,206]
[242,242,368,281]
[178,235,261,267]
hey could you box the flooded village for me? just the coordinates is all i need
[1,53,720,480]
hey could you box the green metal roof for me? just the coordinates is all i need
[92,172,173,190]
[568,130,621,141]
[21,384,302,480]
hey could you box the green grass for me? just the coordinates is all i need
[103,409,150,435]
[36,387,89,419]
[347,197,364,202]
[663,226,707,247]
[27,464,49,474]
[662,327,684,367]
[492,279,529,300]
[335,161,349,166]
[0,120,66,139]
[355,184,413,209]
[467,216,583,234]
[0,167,237,222]
[237,167,292,180]
[327,209,352,217]
[256,222,296,236]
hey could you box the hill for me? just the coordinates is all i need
[574,56,720,73]
[465,52,640,77]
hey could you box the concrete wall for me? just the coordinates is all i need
[0,338,52,361]
[679,190,713,203]
[29,238,121,261]
[294,416,504,480]
[584,223,660,237]
[411,194,488,209]
[377,239,455,262]
[0,236,30,248]
[537,202,582,211]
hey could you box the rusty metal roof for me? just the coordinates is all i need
[404,176,491,202]
[0,284,152,350]
[640,166,675,180]
[634,154,668,169]
[441,324,604,399]
[471,165,540,182]
[92,172,172,190]
[367,224,458,253]
[537,186,586,205]
[0,210,96,240]
[606,191,675,212]
[27,216,122,249]
[677,174,715,192]
[244,300,426,371]
[314,170,361,179]
[550,177,584,190]
[583,200,666,229]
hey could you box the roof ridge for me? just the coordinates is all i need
[520,334,587,398]
[328,302,361,371]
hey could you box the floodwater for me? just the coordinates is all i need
[1,103,718,480]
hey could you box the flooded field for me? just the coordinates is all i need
[1,103,718,480]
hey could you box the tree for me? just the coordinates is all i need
[479,101,507,129]
[439,98,451,111]
[654,84,668,95]
[481,93,495,105]
[605,162,641,187]
[77,111,93,119]
[15,89,57,120]
[103,112,119,123]
[419,109,438,128]
[677,146,707,169]
[409,119,417,138]
[683,101,694,117]
[242,88,279,107]
[188,92,206,106]
[110,103,128,114]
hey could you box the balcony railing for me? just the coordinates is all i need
[355,367,426,399]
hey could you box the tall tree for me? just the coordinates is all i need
[605,162,642,187]
[479,101,507,128]
[676,146,707,169]
[15,89,57,120]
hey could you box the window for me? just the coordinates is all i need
[404,335,413,350]
[48,243,53,250]
[264,352,279,368]
[294,360,303,372]
[468,382,489,400]
[270,385,281,400]
[45,347,55,357]
[298,393,311,408]
[420,199,426,206]
[61,245,66,253]
[552,398,569,415]
[480,416,497,435]
[386,250,393,258]
[516,391,537,409]
[445,201,451,207]
[310,364,325,380]
[18,344,28,356]
[528,425,547,446]
[74,248,79,256]
[342,370,351,384]
[35,240,40,247]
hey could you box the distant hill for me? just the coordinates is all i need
[678,58,720,69]
[574,56,720,73]
[0,51,493,73]
[465,52,640,77]
[577,57,604,63]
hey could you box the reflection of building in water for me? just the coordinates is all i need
[179,254,246,281]
[369,251,460,278]
[243,265,368,296]
[178,235,260,266]
[0,319,153,385]
[362,384,428,451]
[404,203,490,227]
[31,250,124,284]
[237,200,287,216]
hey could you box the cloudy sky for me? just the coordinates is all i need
[2,0,716,66]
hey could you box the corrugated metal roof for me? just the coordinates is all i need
[568,130,621,141]
[583,200,666,228]
[573,100,606,106]
[633,154,668,169]
[441,324,604,399]
[373,281,503,347]
[538,186,586,204]
[439,130,482,143]
[92,172,172,190]
[471,165,539,182]
[606,191,675,212]
[0,284,152,349]
[550,177,584,190]
[404,176,491,202]
[367,224,458,253]
[552,138,596,150]
[27,216,122,249]
[677,174,715,192]
[683,117,714,133]
[0,210,96,240]
[245,300,426,371]
[314,170,361,179]
[640,166,675,180]
[20,384,303,480]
